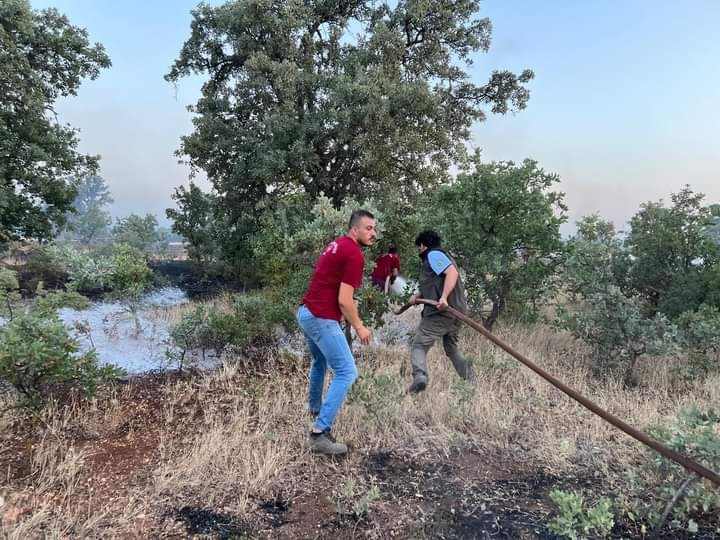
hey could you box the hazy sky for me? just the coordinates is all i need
[32,0,720,234]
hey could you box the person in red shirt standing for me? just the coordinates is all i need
[371,246,401,294]
[297,209,377,455]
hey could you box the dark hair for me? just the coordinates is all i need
[415,229,441,249]
[348,209,375,229]
[388,246,398,254]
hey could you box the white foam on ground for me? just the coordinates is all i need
[58,287,190,373]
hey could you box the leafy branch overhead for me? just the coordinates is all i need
[0,0,111,246]
[165,0,534,206]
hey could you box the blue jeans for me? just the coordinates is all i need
[297,305,357,432]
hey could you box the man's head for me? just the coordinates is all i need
[348,209,377,247]
[388,246,398,254]
[414,229,441,253]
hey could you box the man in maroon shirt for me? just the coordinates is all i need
[371,246,400,294]
[297,209,377,455]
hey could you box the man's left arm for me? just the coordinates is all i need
[437,265,459,310]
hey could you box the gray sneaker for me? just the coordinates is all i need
[309,430,348,455]
[408,377,427,394]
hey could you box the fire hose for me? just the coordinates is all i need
[395,298,720,488]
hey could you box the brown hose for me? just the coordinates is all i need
[396,298,720,487]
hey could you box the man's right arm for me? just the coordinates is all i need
[338,283,372,344]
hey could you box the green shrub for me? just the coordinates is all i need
[547,489,614,539]
[431,156,567,330]
[451,376,476,419]
[622,408,720,531]
[16,246,70,292]
[356,280,390,328]
[0,312,123,408]
[45,243,154,299]
[335,476,381,520]
[108,243,153,296]
[556,286,678,384]
[0,274,123,409]
[676,305,720,378]
[0,268,20,318]
[168,292,294,368]
[47,244,115,293]
[111,213,167,255]
[348,373,403,425]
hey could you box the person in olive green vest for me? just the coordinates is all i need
[408,229,473,393]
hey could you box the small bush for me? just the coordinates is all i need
[0,312,123,408]
[108,243,153,295]
[676,304,720,378]
[45,243,154,299]
[622,408,720,531]
[451,376,476,419]
[0,275,124,409]
[16,246,70,293]
[167,292,294,368]
[348,373,403,425]
[335,476,381,520]
[356,280,389,328]
[555,287,678,384]
[547,489,614,539]
[47,245,114,294]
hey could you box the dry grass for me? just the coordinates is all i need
[1,402,108,539]
[154,370,306,512]
[2,307,718,538]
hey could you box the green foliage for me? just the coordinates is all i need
[451,376,476,418]
[168,293,294,368]
[335,476,381,520]
[675,304,720,378]
[547,489,614,539]
[31,287,90,318]
[166,183,229,272]
[14,245,69,293]
[0,312,122,408]
[432,154,567,329]
[371,193,424,281]
[556,287,677,384]
[626,187,720,318]
[558,215,682,383]
[563,215,630,298]
[0,275,122,409]
[0,0,111,246]
[47,245,115,293]
[108,243,153,297]
[559,196,720,383]
[348,372,403,424]
[355,280,390,328]
[165,0,533,271]
[622,408,720,531]
[46,243,153,299]
[112,214,167,256]
[705,206,720,246]
[0,267,20,318]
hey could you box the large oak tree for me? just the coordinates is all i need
[166,0,533,270]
